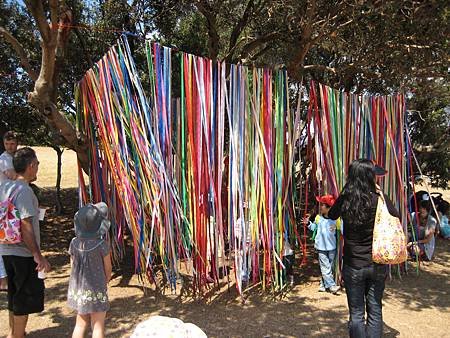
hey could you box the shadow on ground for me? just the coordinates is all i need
[384,240,450,312]
[4,188,448,338]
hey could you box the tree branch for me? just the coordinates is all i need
[196,0,220,60]
[303,64,336,74]
[239,31,281,60]
[0,26,38,81]
[74,28,94,68]
[223,36,248,63]
[52,8,73,102]
[387,42,432,50]
[49,0,59,28]
[287,0,317,78]
[413,133,450,154]
[25,0,51,42]
[228,0,254,57]
[249,43,272,62]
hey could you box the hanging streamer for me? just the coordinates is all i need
[76,36,298,294]
[307,81,413,282]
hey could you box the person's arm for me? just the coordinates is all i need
[21,217,51,272]
[419,231,435,244]
[103,253,112,282]
[328,195,343,220]
[416,227,435,245]
[302,213,315,229]
[410,219,436,245]
[307,220,317,231]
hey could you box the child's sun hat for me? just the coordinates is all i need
[74,202,111,239]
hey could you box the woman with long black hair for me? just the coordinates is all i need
[328,159,400,338]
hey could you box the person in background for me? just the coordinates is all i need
[0,131,18,183]
[282,238,295,286]
[0,131,19,292]
[328,159,400,338]
[68,202,112,338]
[408,200,437,261]
[437,201,450,239]
[0,147,51,338]
[305,195,340,294]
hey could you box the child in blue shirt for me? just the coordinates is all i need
[305,195,341,294]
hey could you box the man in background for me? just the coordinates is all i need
[0,131,19,291]
[0,131,18,183]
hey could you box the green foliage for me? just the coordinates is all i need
[408,80,450,188]
[0,0,449,186]
[0,0,42,141]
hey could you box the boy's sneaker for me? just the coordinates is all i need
[318,286,326,292]
[329,285,341,294]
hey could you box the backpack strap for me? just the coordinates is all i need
[8,185,23,202]
[73,239,105,253]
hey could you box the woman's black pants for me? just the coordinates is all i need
[343,263,387,338]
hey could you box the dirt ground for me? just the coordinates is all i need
[0,186,449,338]
[0,147,449,337]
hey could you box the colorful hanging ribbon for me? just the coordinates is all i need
[76,36,298,294]
[307,81,413,282]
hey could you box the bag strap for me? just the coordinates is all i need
[375,190,387,209]
[376,189,384,201]
[9,185,23,202]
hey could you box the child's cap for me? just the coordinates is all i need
[316,195,335,207]
[74,202,111,239]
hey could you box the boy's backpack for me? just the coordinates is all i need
[372,193,407,264]
[0,187,22,244]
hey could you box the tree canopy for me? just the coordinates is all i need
[0,0,449,186]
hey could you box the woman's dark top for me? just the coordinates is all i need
[328,191,400,268]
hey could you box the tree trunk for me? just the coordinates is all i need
[52,145,64,215]
[196,1,220,61]
[22,1,90,173]
[29,102,89,173]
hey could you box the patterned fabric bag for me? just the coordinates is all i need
[0,187,22,244]
[372,193,407,264]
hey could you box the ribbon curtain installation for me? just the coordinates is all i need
[307,81,411,280]
[76,36,298,294]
